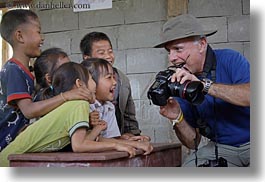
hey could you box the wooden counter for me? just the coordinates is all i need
[8,143,182,167]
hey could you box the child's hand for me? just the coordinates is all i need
[94,120,107,131]
[114,143,136,158]
[63,86,95,102]
[89,111,100,127]
[128,135,151,142]
[135,141,153,155]
[120,133,151,142]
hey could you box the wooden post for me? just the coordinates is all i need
[2,39,9,65]
[1,8,9,67]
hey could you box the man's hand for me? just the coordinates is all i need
[171,67,200,84]
[159,97,181,120]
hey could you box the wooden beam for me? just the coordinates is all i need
[167,0,188,18]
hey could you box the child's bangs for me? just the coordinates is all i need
[99,63,112,77]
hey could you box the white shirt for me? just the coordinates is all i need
[90,100,121,138]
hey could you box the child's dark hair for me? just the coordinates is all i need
[80,32,112,58]
[81,58,113,85]
[41,62,89,100]
[0,9,38,45]
[34,48,68,89]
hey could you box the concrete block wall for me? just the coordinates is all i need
[188,0,250,62]
[33,0,250,144]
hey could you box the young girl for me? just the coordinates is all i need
[33,47,70,101]
[81,58,153,151]
[82,58,120,138]
[0,62,138,167]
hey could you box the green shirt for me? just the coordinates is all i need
[0,100,90,167]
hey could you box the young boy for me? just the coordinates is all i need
[80,32,150,141]
[0,9,91,151]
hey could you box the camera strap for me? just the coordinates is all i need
[200,45,216,82]
[193,45,219,166]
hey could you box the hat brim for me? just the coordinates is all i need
[154,29,217,48]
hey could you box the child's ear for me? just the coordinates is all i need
[14,29,24,43]
[45,73,51,85]
[83,55,90,60]
[75,79,83,88]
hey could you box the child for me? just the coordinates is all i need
[81,58,153,152]
[0,62,139,167]
[80,32,150,141]
[81,58,120,138]
[33,47,70,101]
[0,9,91,151]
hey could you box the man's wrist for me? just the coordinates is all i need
[202,78,213,94]
[171,110,184,128]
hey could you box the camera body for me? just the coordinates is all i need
[147,66,205,106]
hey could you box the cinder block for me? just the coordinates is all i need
[124,0,167,24]
[70,27,118,54]
[154,127,171,143]
[79,1,124,29]
[41,32,71,55]
[198,17,227,43]
[228,15,250,42]
[126,48,168,74]
[118,22,164,49]
[127,73,156,100]
[138,100,167,125]
[188,0,242,17]
[37,9,78,33]
[134,100,174,142]
[211,42,244,55]
[113,50,127,74]
[69,54,83,63]
[139,127,155,141]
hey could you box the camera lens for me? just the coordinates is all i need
[168,81,204,105]
[147,67,205,106]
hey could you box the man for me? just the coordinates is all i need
[155,14,250,167]
[80,32,150,141]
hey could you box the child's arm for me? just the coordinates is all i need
[98,137,153,155]
[86,120,107,141]
[17,86,92,119]
[71,127,137,158]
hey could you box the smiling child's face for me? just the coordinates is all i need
[20,18,44,58]
[95,64,117,103]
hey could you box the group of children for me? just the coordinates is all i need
[0,9,152,166]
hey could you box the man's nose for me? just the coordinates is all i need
[168,50,178,62]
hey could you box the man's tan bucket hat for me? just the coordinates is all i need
[154,14,217,48]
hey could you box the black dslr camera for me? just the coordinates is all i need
[147,66,205,106]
